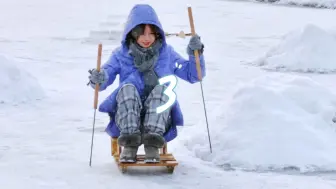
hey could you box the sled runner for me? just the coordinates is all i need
[110,137,178,173]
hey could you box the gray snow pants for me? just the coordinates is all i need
[115,84,171,136]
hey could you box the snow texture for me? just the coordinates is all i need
[183,74,336,172]
[252,24,336,73]
[0,55,44,105]
[256,0,336,9]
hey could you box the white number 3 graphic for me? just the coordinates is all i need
[156,75,177,114]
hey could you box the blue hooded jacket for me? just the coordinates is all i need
[98,4,206,142]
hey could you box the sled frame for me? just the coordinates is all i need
[111,137,178,173]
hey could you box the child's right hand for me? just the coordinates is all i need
[88,69,107,85]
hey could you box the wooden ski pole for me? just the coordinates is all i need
[89,43,102,166]
[187,7,212,153]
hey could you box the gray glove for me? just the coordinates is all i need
[187,34,204,56]
[88,68,107,85]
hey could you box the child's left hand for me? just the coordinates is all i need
[187,34,204,55]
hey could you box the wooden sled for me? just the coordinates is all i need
[111,137,178,173]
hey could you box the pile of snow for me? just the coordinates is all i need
[256,0,336,9]
[251,24,336,73]
[183,74,336,172]
[0,55,44,105]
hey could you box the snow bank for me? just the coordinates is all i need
[0,55,44,105]
[256,0,336,9]
[252,24,336,73]
[183,74,336,172]
[279,0,336,9]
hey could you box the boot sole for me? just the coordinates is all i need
[119,158,137,163]
[144,158,160,163]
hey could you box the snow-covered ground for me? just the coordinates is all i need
[1,0,336,188]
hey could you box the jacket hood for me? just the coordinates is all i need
[121,4,166,47]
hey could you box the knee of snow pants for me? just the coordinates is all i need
[115,84,142,135]
[143,85,172,136]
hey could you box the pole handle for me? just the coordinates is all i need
[94,44,102,109]
[187,7,202,81]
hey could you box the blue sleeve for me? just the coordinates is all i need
[170,46,206,84]
[91,53,120,91]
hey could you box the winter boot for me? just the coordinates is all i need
[118,133,142,163]
[143,133,165,163]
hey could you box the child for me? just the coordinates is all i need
[88,4,206,163]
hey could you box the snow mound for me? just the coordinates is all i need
[256,0,336,9]
[183,74,336,172]
[252,24,336,73]
[0,55,44,105]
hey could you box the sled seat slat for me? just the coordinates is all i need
[114,154,177,165]
[133,154,175,161]
[117,161,178,167]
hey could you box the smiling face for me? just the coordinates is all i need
[136,24,156,48]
